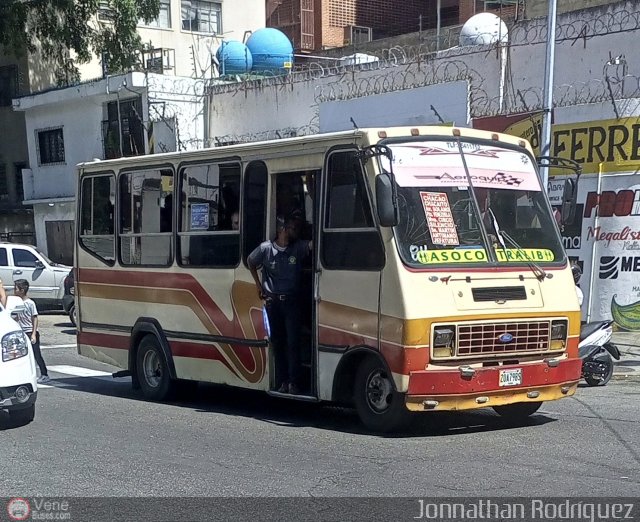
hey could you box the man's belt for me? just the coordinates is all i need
[266,292,292,301]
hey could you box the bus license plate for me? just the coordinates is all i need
[499,368,522,387]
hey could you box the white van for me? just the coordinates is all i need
[0,243,70,309]
[0,296,37,425]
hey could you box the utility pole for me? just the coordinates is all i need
[540,0,557,191]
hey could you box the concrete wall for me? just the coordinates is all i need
[318,82,469,132]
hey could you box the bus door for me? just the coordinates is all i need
[274,171,318,397]
[315,149,386,401]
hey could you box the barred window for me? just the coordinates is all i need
[37,128,65,165]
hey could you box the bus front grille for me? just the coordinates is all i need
[456,321,551,356]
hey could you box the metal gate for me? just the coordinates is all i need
[45,220,74,265]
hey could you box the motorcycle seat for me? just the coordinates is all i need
[579,321,611,342]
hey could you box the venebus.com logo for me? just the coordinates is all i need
[7,498,71,521]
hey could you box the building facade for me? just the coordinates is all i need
[0,0,265,259]
[14,72,206,264]
[266,0,523,53]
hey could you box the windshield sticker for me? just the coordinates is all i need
[390,141,541,192]
[414,247,555,265]
[419,191,459,246]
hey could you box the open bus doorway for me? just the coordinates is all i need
[271,171,318,397]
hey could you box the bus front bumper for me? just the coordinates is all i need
[405,357,581,412]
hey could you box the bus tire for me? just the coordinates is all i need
[493,401,542,420]
[353,357,409,433]
[136,334,175,401]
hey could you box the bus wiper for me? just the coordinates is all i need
[487,208,548,282]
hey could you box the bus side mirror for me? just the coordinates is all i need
[375,173,398,227]
[561,178,577,225]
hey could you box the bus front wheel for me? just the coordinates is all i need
[136,335,175,401]
[353,357,409,433]
[493,401,542,420]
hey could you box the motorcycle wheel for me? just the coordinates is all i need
[585,353,613,386]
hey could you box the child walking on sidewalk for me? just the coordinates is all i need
[0,278,50,383]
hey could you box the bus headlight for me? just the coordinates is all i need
[2,331,28,362]
[550,320,568,350]
[433,326,455,358]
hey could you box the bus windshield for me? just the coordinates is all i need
[386,139,565,269]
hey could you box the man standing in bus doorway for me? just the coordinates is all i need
[247,215,312,395]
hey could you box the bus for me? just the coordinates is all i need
[74,126,582,432]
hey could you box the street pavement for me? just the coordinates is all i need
[612,331,640,380]
[1,313,639,497]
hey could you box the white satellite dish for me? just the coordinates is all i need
[459,12,508,46]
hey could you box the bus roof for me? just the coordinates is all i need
[77,125,532,172]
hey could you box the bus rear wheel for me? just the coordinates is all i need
[493,401,542,420]
[136,335,175,401]
[353,357,409,433]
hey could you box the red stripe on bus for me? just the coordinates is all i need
[78,268,264,378]
[170,340,241,378]
[78,331,244,378]
[78,331,129,350]
[79,268,236,335]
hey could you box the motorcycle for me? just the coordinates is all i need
[578,320,621,386]
[572,263,621,386]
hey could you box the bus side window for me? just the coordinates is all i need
[119,168,174,267]
[79,173,115,264]
[321,150,384,270]
[242,161,268,266]
[178,162,241,268]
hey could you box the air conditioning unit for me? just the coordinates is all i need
[344,25,372,45]
[143,48,175,74]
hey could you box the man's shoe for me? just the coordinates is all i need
[277,382,289,393]
[37,375,51,384]
[288,383,300,395]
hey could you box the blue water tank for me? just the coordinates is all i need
[216,40,253,75]
[246,28,294,74]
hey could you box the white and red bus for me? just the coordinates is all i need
[75,126,582,431]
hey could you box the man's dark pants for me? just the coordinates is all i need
[26,331,47,377]
[266,297,301,388]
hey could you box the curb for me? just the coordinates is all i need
[611,369,640,382]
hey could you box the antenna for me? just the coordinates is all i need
[350,117,359,130]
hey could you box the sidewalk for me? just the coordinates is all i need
[611,331,640,380]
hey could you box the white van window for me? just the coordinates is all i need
[13,248,38,268]
[0,248,7,266]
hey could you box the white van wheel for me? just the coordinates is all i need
[10,404,35,425]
